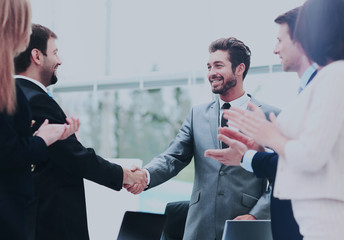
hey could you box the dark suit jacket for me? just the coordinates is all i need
[0,85,48,240]
[16,78,124,240]
[252,152,303,240]
[252,152,278,182]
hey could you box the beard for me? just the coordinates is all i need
[211,76,237,95]
[50,73,58,85]
[41,66,58,86]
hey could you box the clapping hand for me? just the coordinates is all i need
[224,102,288,154]
[204,127,264,166]
[34,116,80,146]
[224,102,278,147]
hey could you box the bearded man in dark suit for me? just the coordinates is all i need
[14,24,147,240]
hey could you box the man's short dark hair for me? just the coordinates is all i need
[208,37,251,80]
[14,24,57,74]
[274,7,300,40]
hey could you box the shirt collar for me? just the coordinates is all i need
[299,63,318,90]
[14,75,48,93]
[219,92,250,109]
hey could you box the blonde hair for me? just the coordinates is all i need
[0,0,31,114]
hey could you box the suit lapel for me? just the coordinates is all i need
[16,78,67,120]
[17,78,58,105]
[16,78,47,95]
[248,94,262,108]
[208,100,220,149]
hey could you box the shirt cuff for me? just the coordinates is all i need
[240,150,257,172]
[143,168,151,186]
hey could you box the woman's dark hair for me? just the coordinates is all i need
[295,0,344,66]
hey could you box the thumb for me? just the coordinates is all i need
[130,165,140,172]
[40,119,49,127]
[269,112,277,124]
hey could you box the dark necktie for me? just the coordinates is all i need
[298,69,317,94]
[221,102,231,148]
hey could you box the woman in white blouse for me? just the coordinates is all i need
[225,0,344,239]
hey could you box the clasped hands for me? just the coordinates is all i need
[122,166,148,194]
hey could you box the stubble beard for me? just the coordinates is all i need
[212,76,237,95]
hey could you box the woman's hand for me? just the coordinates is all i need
[35,117,80,146]
[224,102,288,155]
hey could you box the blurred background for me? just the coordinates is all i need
[30,0,305,238]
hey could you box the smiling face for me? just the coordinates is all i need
[274,23,303,72]
[207,50,237,96]
[40,37,62,86]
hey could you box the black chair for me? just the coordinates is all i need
[161,201,189,240]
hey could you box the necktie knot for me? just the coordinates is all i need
[222,102,231,110]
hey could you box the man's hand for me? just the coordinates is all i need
[204,132,248,166]
[123,166,148,194]
[204,127,265,166]
[233,214,256,220]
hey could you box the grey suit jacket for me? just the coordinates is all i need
[144,94,280,240]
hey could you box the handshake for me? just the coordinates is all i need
[122,166,148,195]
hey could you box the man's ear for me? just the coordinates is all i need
[235,63,246,76]
[30,49,43,65]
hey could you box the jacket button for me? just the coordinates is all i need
[219,171,226,176]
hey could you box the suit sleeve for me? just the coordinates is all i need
[144,108,194,188]
[249,183,272,219]
[252,152,278,182]
[29,94,123,191]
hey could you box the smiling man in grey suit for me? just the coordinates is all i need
[127,37,279,240]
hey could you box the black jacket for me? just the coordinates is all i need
[0,84,48,240]
[17,78,124,240]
